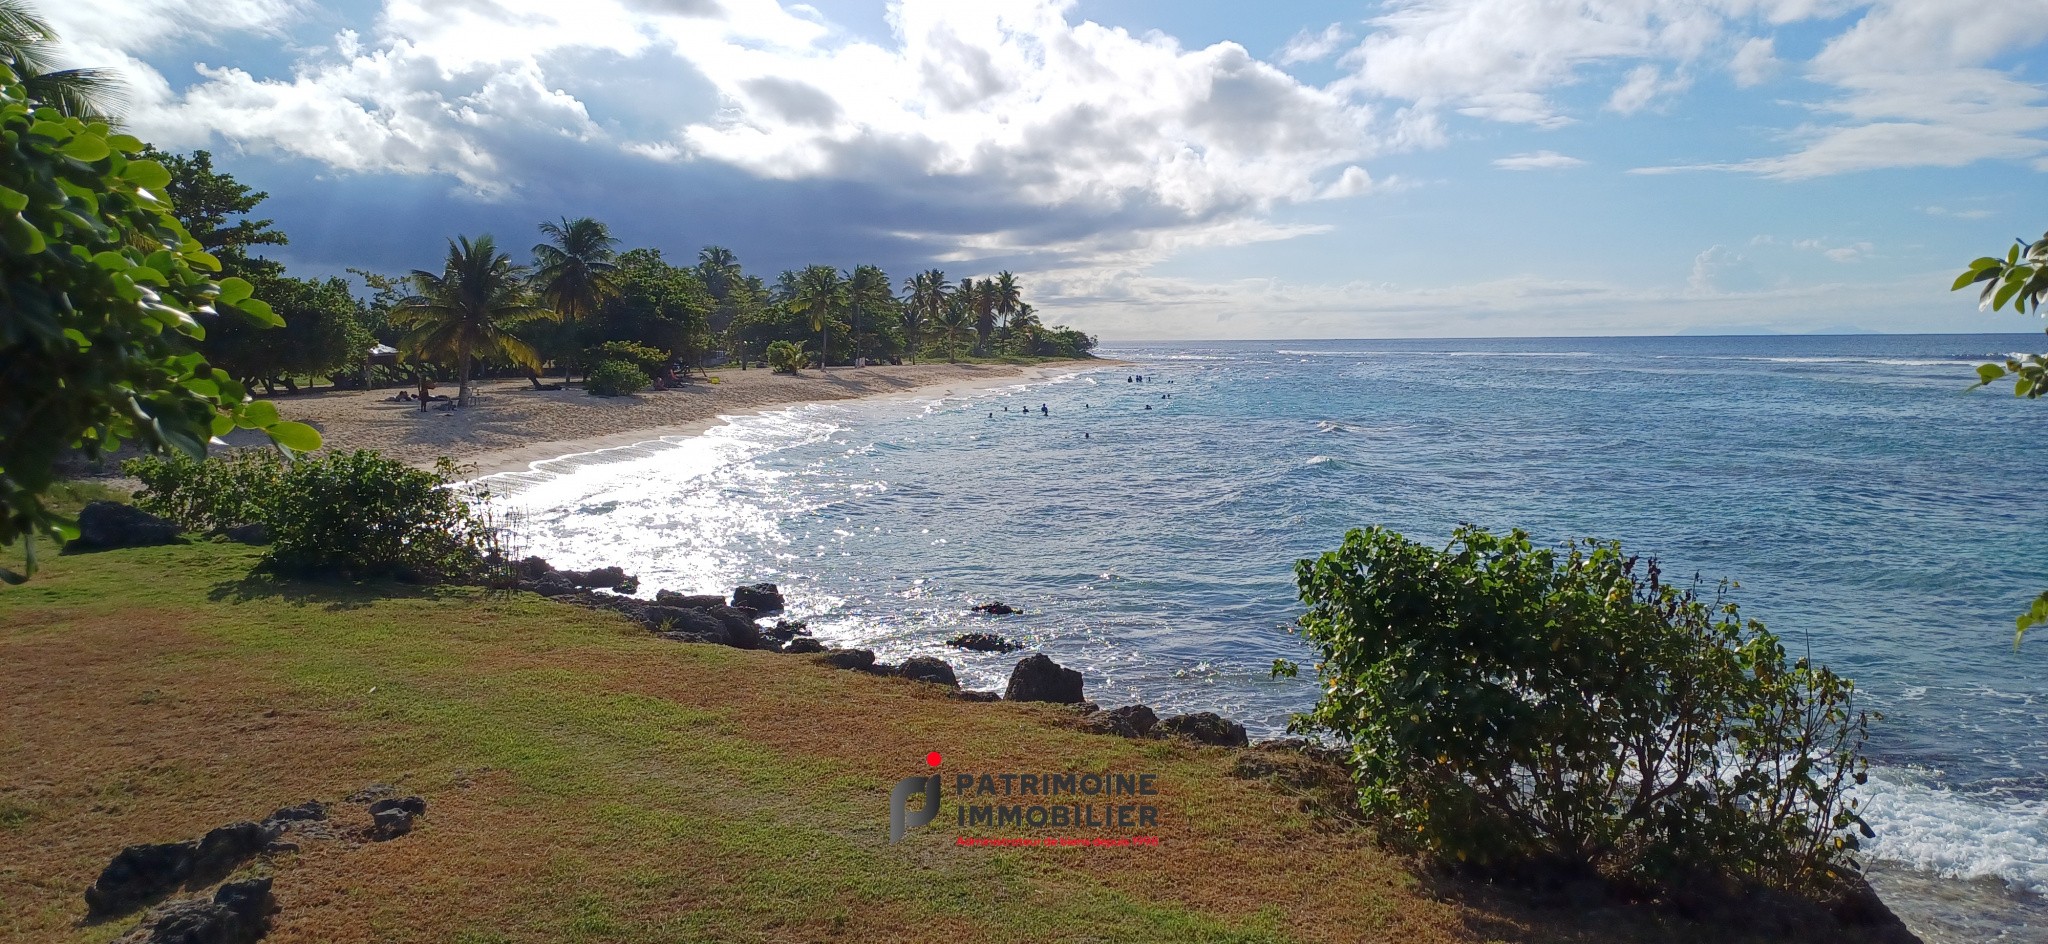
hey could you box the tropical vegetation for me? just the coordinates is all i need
[1289,525,1873,898]
[0,52,310,578]
[1954,229,2048,643]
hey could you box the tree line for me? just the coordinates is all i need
[153,152,1095,408]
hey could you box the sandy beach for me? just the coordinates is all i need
[266,361,1109,475]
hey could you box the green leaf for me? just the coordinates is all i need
[2015,592,2048,647]
[238,400,281,429]
[266,421,323,452]
[107,133,144,152]
[119,160,172,190]
[0,185,24,212]
[59,134,109,161]
[235,297,280,326]
[217,277,253,305]
[26,120,66,139]
[1974,363,2007,386]
[2,212,45,253]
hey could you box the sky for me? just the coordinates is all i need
[41,0,2048,340]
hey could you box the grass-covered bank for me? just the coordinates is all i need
[0,544,1875,943]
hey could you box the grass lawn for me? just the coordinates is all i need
[0,543,1791,943]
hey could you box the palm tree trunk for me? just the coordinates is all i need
[822,322,830,371]
[457,336,473,408]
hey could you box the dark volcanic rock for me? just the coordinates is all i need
[558,566,635,592]
[781,637,826,654]
[1155,712,1248,747]
[816,648,877,672]
[1083,704,1158,738]
[654,590,726,609]
[896,656,960,688]
[86,841,198,918]
[760,619,810,645]
[368,808,415,841]
[126,877,277,944]
[368,796,427,818]
[65,502,179,553]
[83,823,275,919]
[971,601,1020,615]
[706,605,762,650]
[513,556,556,581]
[731,583,785,613]
[945,632,1021,653]
[1003,654,1084,704]
[952,690,1002,702]
[531,576,577,597]
[262,801,325,825]
[190,823,276,886]
[638,606,732,645]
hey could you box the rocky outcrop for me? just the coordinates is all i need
[971,601,1020,615]
[654,591,726,610]
[119,877,276,944]
[817,648,877,672]
[945,633,1022,653]
[781,637,825,654]
[557,566,636,593]
[1004,654,1084,704]
[65,502,180,554]
[1083,704,1159,738]
[85,823,278,919]
[1155,712,1248,747]
[732,583,785,614]
[896,656,959,689]
[366,796,426,842]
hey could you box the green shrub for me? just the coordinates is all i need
[765,340,806,374]
[264,451,485,581]
[1291,525,1872,895]
[584,340,667,376]
[131,448,487,581]
[126,451,285,534]
[585,359,649,397]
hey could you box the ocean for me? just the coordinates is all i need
[486,334,2046,941]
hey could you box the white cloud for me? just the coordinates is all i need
[1641,0,2048,177]
[92,0,1399,260]
[1689,244,1742,294]
[1278,22,1351,65]
[1493,149,1586,170]
[1923,206,1995,220]
[1335,0,1725,127]
[1606,63,1688,114]
[1795,238,1874,262]
[1728,36,1777,87]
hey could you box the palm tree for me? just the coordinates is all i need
[935,301,973,363]
[393,235,558,409]
[964,278,997,353]
[992,271,1022,333]
[901,269,947,364]
[847,264,894,364]
[0,1,123,122]
[790,264,846,370]
[531,217,618,384]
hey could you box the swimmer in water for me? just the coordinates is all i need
[1040,404,1049,415]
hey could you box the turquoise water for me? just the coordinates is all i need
[490,335,2046,936]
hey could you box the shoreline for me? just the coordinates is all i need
[244,359,1123,475]
[459,361,1109,477]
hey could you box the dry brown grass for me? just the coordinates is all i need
[0,544,1773,943]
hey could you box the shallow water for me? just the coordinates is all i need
[488,335,2046,936]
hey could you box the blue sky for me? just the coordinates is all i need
[43,0,2048,339]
